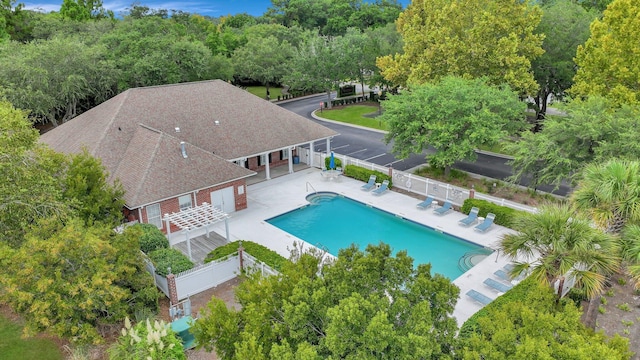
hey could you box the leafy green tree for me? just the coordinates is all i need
[0,219,158,344]
[0,100,67,247]
[0,36,119,126]
[1,0,32,42]
[458,280,631,359]
[284,35,352,108]
[377,0,544,95]
[61,150,125,226]
[100,17,224,90]
[192,243,460,359]
[364,22,403,89]
[499,203,619,300]
[531,0,594,121]
[507,96,640,189]
[381,76,526,176]
[60,0,113,21]
[232,35,295,98]
[571,0,640,105]
[265,0,329,31]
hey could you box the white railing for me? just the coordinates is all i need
[312,151,537,213]
[244,253,279,277]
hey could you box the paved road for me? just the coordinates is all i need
[278,94,571,196]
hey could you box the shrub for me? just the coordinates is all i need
[149,248,194,276]
[343,165,392,188]
[204,240,288,271]
[133,223,169,254]
[109,317,185,360]
[461,198,527,228]
[459,277,548,338]
[324,156,342,169]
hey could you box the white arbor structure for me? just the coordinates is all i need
[163,202,230,260]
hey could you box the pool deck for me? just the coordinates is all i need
[193,168,519,326]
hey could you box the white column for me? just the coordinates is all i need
[185,230,192,260]
[325,138,331,153]
[264,153,271,180]
[225,218,230,242]
[288,148,294,174]
[309,141,314,167]
[164,214,171,239]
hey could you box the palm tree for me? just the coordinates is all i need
[620,225,640,288]
[500,203,620,300]
[571,159,640,234]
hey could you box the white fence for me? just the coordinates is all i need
[143,252,279,301]
[305,150,537,213]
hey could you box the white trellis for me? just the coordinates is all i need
[163,202,230,260]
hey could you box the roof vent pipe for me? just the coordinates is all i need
[180,141,188,158]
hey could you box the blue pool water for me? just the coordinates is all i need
[267,192,488,279]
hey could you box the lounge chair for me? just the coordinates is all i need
[459,207,479,226]
[474,213,495,232]
[416,196,435,209]
[372,179,389,196]
[433,200,452,215]
[361,175,377,191]
[483,278,513,293]
[494,269,515,283]
[466,289,493,306]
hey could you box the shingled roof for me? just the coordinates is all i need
[40,80,338,208]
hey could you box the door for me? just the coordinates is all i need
[210,186,236,213]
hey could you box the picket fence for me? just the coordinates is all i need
[144,252,278,301]
[308,150,539,213]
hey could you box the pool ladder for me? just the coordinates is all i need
[306,182,317,194]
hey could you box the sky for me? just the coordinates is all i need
[20,0,411,18]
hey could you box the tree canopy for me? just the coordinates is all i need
[458,279,631,359]
[377,0,544,95]
[506,96,640,189]
[381,76,526,176]
[531,0,594,120]
[0,220,158,344]
[571,0,640,105]
[192,243,460,359]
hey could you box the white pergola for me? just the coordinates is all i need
[163,202,230,260]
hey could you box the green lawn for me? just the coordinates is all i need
[318,104,387,131]
[0,315,63,360]
[245,86,285,100]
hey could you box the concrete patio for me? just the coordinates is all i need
[171,166,520,326]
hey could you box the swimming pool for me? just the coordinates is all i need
[266,192,491,279]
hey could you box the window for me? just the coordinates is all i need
[146,203,162,228]
[281,148,290,160]
[179,194,192,210]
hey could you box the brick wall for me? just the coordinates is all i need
[136,179,248,234]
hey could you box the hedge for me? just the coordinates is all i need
[149,248,194,276]
[343,164,392,188]
[459,276,548,338]
[133,223,169,254]
[204,240,289,271]
[460,198,527,228]
[324,156,343,169]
